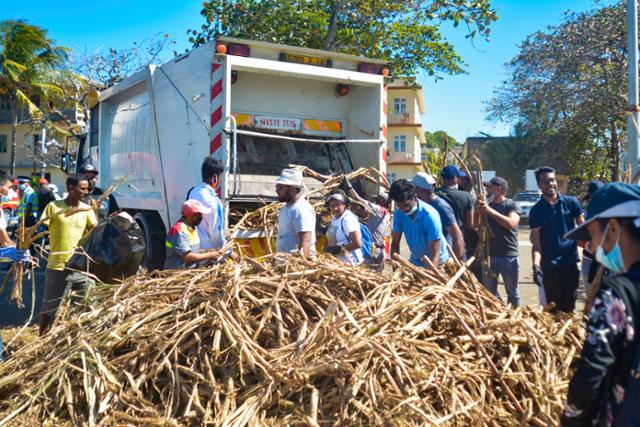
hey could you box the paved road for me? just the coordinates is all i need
[0,266,45,327]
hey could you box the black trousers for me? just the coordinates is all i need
[543,264,580,313]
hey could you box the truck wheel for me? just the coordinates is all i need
[133,211,166,270]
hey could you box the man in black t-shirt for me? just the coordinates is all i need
[477,176,522,306]
[436,165,474,230]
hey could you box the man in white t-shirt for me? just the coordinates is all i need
[275,169,316,256]
[186,156,226,252]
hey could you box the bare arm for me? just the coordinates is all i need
[390,231,402,259]
[181,250,221,265]
[346,188,366,204]
[343,229,362,252]
[530,228,542,267]
[298,231,313,256]
[465,208,474,230]
[428,239,441,266]
[446,223,465,259]
[0,228,12,247]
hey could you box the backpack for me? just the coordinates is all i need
[340,215,373,259]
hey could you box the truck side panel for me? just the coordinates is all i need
[99,80,166,215]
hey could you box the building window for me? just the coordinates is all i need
[0,135,6,153]
[387,172,397,183]
[393,98,407,114]
[0,97,9,110]
[393,135,407,152]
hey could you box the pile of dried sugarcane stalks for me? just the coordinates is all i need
[0,254,584,426]
[232,166,389,233]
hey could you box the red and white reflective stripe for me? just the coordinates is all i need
[381,85,388,166]
[210,62,224,156]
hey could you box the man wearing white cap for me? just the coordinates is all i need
[164,200,223,269]
[275,169,316,257]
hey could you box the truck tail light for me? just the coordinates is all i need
[216,43,250,57]
[358,62,379,74]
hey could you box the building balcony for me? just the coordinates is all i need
[388,112,421,126]
[388,151,421,164]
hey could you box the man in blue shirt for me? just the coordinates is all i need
[529,166,585,312]
[411,172,465,260]
[389,179,449,267]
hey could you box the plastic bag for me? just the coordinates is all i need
[66,212,146,282]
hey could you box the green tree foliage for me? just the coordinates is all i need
[189,0,498,79]
[0,20,68,175]
[424,130,458,150]
[487,2,627,187]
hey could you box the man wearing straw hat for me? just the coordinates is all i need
[274,168,316,257]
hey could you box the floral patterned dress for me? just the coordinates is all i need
[562,267,640,427]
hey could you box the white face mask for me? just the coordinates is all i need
[405,202,418,216]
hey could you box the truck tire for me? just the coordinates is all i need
[133,211,166,270]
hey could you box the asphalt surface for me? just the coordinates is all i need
[0,266,45,327]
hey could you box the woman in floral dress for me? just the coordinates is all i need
[561,182,640,426]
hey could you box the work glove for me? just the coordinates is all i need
[323,245,343,255]
[340,176,353,192]
[533,265,544,288]
[0,247,29,263]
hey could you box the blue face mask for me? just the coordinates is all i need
[19,184,26,192]
[595,223,625,273]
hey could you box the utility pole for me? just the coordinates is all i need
[628,0,640,183]
[40,127,46,177]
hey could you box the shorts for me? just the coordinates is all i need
[41,270,95,316]
[41,269,71,315]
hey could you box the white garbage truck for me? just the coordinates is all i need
[69,37,389,268]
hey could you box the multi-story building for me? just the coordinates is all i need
[0,96,81,192]
[386,80,426,183]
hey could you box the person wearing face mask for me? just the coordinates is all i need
[16,176,38,228]
[79,160,119,220]
[389,179,449,267]
[274,169,316,257]
[164,200,223,269]
[561,182,640,426]
[186,156,227,252]
[323,190,363,265]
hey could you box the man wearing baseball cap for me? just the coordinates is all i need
[561,182,640,426]
[274,168,316,257]
[411,172,465,259]
[164,200,223,269]
[79,159,118,219]
[436,165,474,233]
[478,176,522,306]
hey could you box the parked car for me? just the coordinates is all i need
[513,191,541,219]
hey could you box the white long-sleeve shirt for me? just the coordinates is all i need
[187,182,226,250]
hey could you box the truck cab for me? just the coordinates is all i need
[77,37,389,268]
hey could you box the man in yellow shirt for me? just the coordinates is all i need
[39,175,97,335]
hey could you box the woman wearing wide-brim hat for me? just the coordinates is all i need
[561,182,640,426]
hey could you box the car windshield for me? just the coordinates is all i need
[514,193,540,202]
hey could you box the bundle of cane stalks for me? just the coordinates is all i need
[0,254,584,426]
[232,166,389,234]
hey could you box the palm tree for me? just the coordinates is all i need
[0,20,68,175]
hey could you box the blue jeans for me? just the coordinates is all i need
[482,256,520,307]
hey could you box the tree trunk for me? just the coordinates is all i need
[325,0,343,51]
[9,94,18,177]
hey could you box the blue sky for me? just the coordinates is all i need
[3,0,595,142]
